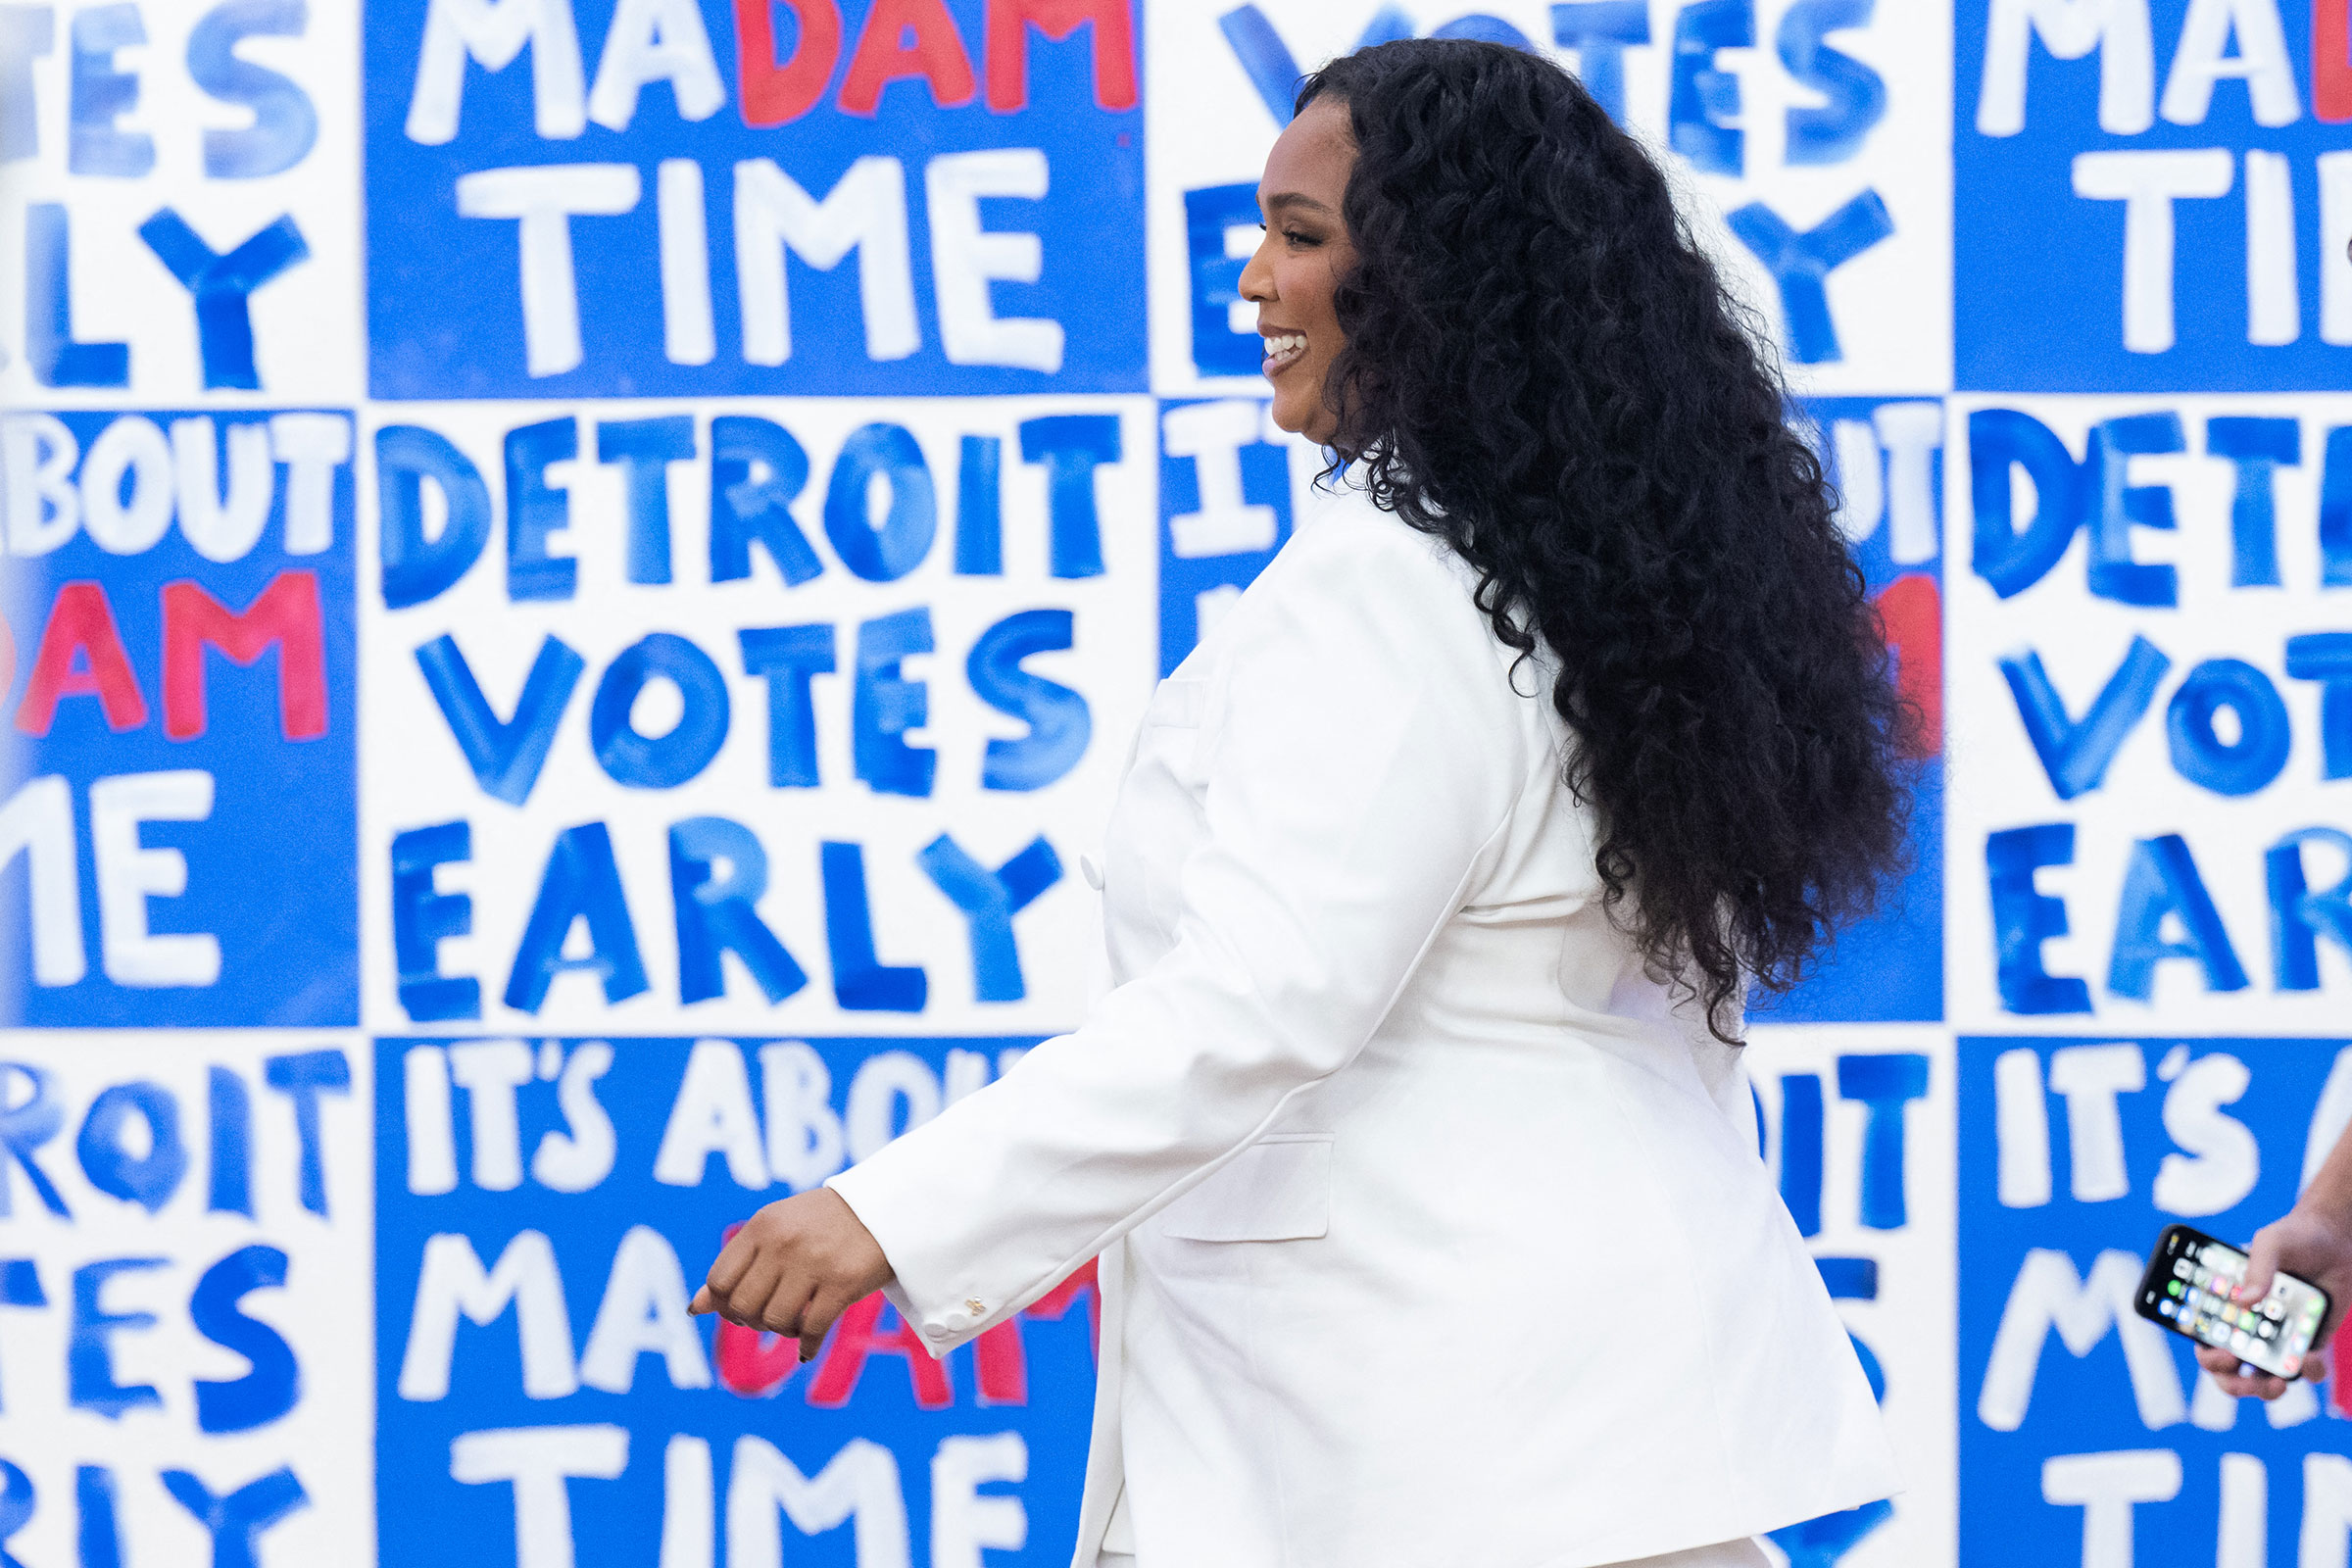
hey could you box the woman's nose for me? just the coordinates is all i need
[1237,234,1275,303]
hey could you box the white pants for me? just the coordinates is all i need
[1096,1541,1769,1568]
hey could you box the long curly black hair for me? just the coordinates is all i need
[1298,39,1909,1043]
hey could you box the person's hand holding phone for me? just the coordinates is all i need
[2196,1205,2352,1398]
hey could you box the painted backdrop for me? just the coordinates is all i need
[0,0,2349,1563]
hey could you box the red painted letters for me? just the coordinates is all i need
[2319,0,2351,122]
[161,571,327,742]
[840,0,979,113]
[715,1256,1100,1406]
[1874,572,1943,760]
[16,582,148,736]
[736,0,845,125]
[805,1291,956,1409]
[985,0,1137,111]
[734,0,1137,119]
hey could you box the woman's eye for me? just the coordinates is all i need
[1285,229,1320,247]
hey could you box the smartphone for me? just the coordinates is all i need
[2135,1223,2332,1380]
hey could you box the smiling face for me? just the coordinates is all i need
[1238,96,1360,444]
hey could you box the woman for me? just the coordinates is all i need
[691,38,1908,1568]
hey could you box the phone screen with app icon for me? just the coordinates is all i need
[2136,1223,2332,1380]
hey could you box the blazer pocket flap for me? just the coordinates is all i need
[1157,1136,1334,1243]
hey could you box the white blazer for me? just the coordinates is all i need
[829,481,1899,1567]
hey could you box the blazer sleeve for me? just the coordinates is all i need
[827,516,1534,1351]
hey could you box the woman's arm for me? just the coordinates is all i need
[692,514,1535,1352]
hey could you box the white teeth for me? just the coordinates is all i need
[1262,333,1306,361]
